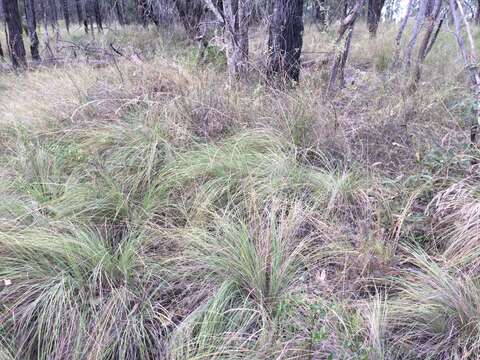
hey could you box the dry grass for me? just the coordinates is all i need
[0,21,479,359]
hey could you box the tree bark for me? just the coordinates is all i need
[48,0,58,31]
[121,0,129,23]
[114,0,125,25]
[3,0,26,68]
[74,0,88,32]
[391,0,413,68]
[327,0,365,94]
[449,0,480,146]
[476,0,480,25]
[61,0,70,32]
[85,0,95,35]
[367,0,385,36]
[403,0,429,71]
[25,0,40,61]
[93,0,102,30]
[223,0,251,78]
[409,0,442,92]
[314,0,326,27]
[266,0,304,83]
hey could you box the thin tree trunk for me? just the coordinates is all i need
[367,0,385,37]
[449,0,480,146]
[425,10,445,56]
[137,0,147,26]
[392,0,413,68]
[3,0,26,68]
[0,40,3,58]
[86,0,95,36]
[475,0,480,25]
[409,0,442,92]
[93,0,102,31]
[25,0,40,61]
[39,0,50,44]
[314,0,326,27]
[403,0,429,71]
[266,0,305,83]
[75,0,88,32]
[61,0,70,32]
[121,0,129,24]
[75,0,83,24]
[327,0,365,94]
[48,0,58,31]
[223,0,251,78]
[114,0,125,25]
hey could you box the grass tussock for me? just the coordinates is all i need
[1,21,480,359]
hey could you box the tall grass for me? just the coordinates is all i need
[1,21,479,359]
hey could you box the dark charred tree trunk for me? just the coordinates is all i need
[61,0,70,32]
[367,0,385,36]
[85,0,95,35]
[74,0,88,32]
[114,0,125,25]
[267,0,304,83]
[3,0,26,67]
[174,0,204,38]
[25,0,40,60]
[93,0,102,30]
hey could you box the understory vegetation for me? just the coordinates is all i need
[2,22,480,359]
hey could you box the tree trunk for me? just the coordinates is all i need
[48,0,58,31]
[367,0,385,37]
[266,0,304,83]
[449,0,480,146]
[403,0,429,71]
[409,0,442,92]
[327,0,365,94]
[25,0,40,61]
[114,0,125,25]
[3,0,26,68]
[74,0,88,32]
[392,0,413,67]
[0,39,4,58]
[121,0,129,24]
[85,0,95,35]
[476,0,480,25]
[314,0,326,27]
[61,0,70,32]
[39,0,53,59]
[93,0,102,31]
[223,0,251,78]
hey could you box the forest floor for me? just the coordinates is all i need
[0,22,479,359]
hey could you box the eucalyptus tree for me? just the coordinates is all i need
[2,0,26,68]
[267,0,305,83]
